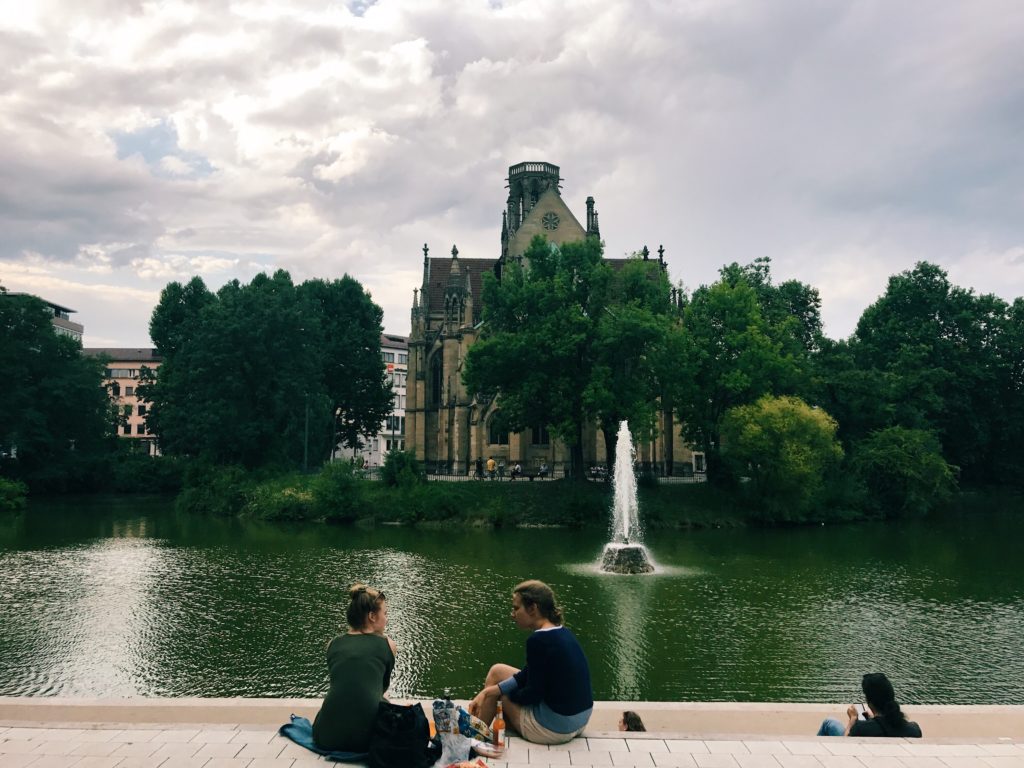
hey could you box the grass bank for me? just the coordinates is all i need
[176,463,748,529]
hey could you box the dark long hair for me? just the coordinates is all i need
[863,672,908,727]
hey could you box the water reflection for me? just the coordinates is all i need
[1,498,1023,704]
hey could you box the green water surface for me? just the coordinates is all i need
[1,495,1021,703]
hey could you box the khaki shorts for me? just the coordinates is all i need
[517,705,586,745]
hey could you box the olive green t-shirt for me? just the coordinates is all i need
[312,633,395,751]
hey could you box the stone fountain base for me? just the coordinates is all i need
[600,543,655,574]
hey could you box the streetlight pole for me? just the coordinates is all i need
[303,392,309,473]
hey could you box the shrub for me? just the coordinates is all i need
[380,450,425,488]
[851,427,956,517]
[245,474,316,521]
[177,463,254,516]
[311,461,364,522]
[721,395,844,522]
[0,477,28,513]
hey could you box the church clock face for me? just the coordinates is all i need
[542,212,560,230]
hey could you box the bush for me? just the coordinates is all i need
[177,463,255,516]
[380,450,425,488]
[311,462,364,522]
[245,474,316,521]
[721,395,844,522]
[0,477,28,513]
[851,427,956,517]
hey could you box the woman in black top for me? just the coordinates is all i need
[312,584,398,751]
[818,673,922,737]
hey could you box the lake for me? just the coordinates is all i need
[1,495,1021,704]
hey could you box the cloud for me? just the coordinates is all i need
[1,0,1023,345]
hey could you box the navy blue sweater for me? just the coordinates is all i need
[498,626,593,724]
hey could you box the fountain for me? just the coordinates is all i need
[599,421,655,574]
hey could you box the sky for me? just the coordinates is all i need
[2,0,1023,347]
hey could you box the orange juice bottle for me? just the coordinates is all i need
[492,700,505,748]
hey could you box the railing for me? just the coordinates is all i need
[418,461,706,483]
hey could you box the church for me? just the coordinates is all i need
[404,161,701,477]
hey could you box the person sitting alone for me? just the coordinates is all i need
[817,672,922,737]
[312,584,398,752]
[619,710,646,732]
[538,462,549,478]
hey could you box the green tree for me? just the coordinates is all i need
[463,237,611,479]
[845,262,1010,481]
[851,427,956,517]
[142,271,391,470]
[463,237,671,478]
[671,264,806,480]
[0,290,116,489]
[720,395,843,520]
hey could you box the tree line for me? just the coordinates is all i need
[463,236,1024,519]
[4,247,1022,522]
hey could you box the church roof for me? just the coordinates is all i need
[423,257,498,313]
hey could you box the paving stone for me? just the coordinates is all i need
[592,739,631,753]
[151,730,201,744]
[249,759,295,768]
[980,758,1024,768]
[665,741,711,755]
[694,755,740,768]
[0,743,38,756]
[610,752,656,766]
[706,742,750,755]
[734,755,783,768]
[231,731,277,745]
[532,748,572,764]
[235,743,285,759]
[69,742,119,757]
[159,758,211,768]
[150,741,203,760]
[106,730,162,743]
[204,759,253,768]
[0,756,41,768]
[572,749,616,765]
[193,742,244,759]
[941,758,993,768]
[773,756,826,768]
[115,757,168,768]
[782,742,830,756]
[978,748,1022,758]
[898,758,948,768]
[192,730,239,744]
[818,756,862,768]
[73,756,123,768]
[857,756,904,768]
[653,755,700,768]
[744,742,789,755]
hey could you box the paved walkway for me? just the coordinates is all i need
[2,724,1023,768]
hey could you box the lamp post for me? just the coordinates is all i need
[303,392,309,473]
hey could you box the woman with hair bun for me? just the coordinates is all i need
[818,673,922,737]
[312,584,398,751]
[468,580,593,745]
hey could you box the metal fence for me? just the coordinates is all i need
[421,461,706,483]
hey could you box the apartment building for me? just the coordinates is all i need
[334,333,408,468]
[83,348,162,455]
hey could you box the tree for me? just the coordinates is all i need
[670,263,806,480]
[720,395,843,520]
[847,262,1010,482]
[0,289,116,489]
[463,236,609,479]
[142,271,391,470]
[463,236,671,479]
[851,427,956,517]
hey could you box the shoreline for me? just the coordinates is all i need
[2,698,1022,739]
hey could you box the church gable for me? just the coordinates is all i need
[507,188,587,258]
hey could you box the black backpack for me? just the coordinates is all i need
[368,701,441,768]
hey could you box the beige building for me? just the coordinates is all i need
[405,161,700,477]
[83,348,162,455]
[9,293,84,341]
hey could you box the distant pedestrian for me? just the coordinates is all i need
[475,457,484,479]
[486,457,497,480]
